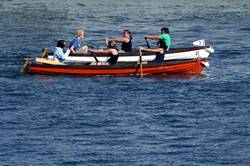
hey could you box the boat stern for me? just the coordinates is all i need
[21,58,30,74]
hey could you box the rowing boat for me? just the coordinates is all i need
[21,39,214,77]
[22,58,209,76]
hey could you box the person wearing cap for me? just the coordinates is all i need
[69,29,88,54]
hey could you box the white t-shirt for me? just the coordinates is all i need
[53,47,70,61]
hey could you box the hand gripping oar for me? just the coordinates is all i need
[139,48,143,78]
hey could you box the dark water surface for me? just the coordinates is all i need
[0,0,250,165]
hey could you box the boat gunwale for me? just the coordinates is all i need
[68,45,211,57]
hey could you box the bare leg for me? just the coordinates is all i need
[79,45,88,54]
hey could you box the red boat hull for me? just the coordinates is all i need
[28,59,206,76]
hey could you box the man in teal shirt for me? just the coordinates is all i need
[140,27,171,62]
[159,28,171,51]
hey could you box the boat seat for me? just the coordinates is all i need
[35,58,65,65]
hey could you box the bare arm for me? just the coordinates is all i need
[144,35,160,40]
[139,46,164,54]
[91,49,110,54]
[90,49,118,55]
[69,45,76,54]
[109,37,130,43]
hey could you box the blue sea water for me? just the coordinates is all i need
[0,0,250,165]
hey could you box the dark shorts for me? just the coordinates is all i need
[151,52,165,63]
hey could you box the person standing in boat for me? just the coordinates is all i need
[140,27,171,63]
[89,41,119,65]
[69,29,88,54]
[106,29,132,52]
[53,40,70,62]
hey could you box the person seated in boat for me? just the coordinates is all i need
[89,41,119,65]
[69,29,88,54]
[53,40,70,62]
[105,29,132,52]
[140,27,171,63]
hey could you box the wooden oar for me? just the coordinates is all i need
[21,58,30,74]
[91,52,99,63]
[145,38,150,48]
[139,49,143,78]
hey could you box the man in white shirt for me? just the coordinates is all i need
[53,40,70,62]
